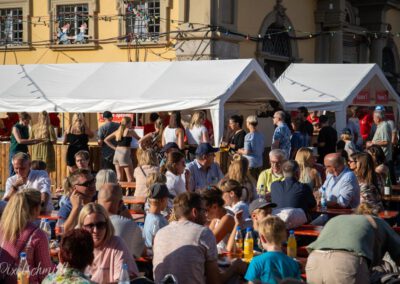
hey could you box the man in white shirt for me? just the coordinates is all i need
[3,152,53,213]
[98,183,144,258]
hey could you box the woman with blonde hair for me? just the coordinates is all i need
[105,116,140,182]
[30,110,57,172]
[78,203,138,283]
[0,190,54,283]
[226,154,256,203]
[295,147,322,192]
[134,148,160,197]
[186,111,209,158]
[63,113,94,173]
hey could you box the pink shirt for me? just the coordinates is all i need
[87,236,139,283]
[0,223,55,283]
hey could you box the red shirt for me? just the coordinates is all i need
[307,115,319,125]
[49,113,61,128]
[204,119,213,139]
[360,113,373,140]
[143,123,156,135]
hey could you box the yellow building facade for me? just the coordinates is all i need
[0,0,399,111]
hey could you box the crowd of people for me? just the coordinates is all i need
[0,105,399,284]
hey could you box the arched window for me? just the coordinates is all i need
[262,24,291,57]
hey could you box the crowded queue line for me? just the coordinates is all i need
[0,105,399,283]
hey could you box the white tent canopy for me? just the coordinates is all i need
[0,59,283,145]
[274,63,400,132]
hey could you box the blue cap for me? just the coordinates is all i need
[289,230,294,234]
[246,227,252,232]
[375,105,385,112]
[195,143,219,156]
[20,252,27,258]
[236,226,241,231]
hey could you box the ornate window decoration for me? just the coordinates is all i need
[49,0,98,49]
[124,0,160,41]
[0,0,31,49]
[262,24,291,57]
[116,0,169,46]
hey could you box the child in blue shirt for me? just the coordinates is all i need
[143,183,172,249]
[245,216,301,284]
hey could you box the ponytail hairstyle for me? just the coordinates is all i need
[116,116,131,141]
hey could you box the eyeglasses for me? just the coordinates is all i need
[75,178,95,188]
[82,221,107,231]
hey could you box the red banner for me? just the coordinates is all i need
[376,90,389,104]
[98,113,134,124]
[353,90,370,104]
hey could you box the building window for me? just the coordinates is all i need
[262,24,291,57]
[56,4,89,44]
[0,8,23,46]
[221,0,234,25]
[124,0,160,41]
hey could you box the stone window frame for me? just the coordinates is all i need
[116,0,170,48]
[0,0,32,50]
[48,0,99,50]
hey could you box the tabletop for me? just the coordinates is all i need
[293,225,323,237]
[123,196,146,205]
[313,207,398,219]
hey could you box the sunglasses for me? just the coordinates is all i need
[75,179,95,188]
[82,221,107,231]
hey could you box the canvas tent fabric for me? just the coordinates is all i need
[0,59,283,145]
[274,63,400,133]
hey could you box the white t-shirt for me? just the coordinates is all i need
[166,171,186,209]
[4,170,53,212]
[186,125,208,145]
[109,215,144,258]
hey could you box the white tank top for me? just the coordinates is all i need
[164,126,178,144]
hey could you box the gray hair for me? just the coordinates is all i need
[373,111,384,120]
[282,160,299,178]
[12,152,30,163]
[275,111,285,121]
[95,169,118,191]
[246,115,258,126]
[269,149,286,161]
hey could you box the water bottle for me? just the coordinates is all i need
[40,219,51,242]
[55,218,64,241]
[234,226,243,258]
[320,187,327,212]
[17,252,29,284]
[258,184,265,199]
[287,230,297,258]
[384,176,391,196]
[243,228,254,262]
[118,263,130,284]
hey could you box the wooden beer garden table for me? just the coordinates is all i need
[293,225,323,238]
[38,210,59,221]
[122,196,146,205]
[312,206,398,220]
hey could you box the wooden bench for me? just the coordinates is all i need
[119,182,136,196]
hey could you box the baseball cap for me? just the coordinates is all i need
[249,198,277,214]
[102,111,112,119]
[160,142,180,153]
[375,105,385,112]
[195,143,219,156]
[341,128,352,135]
[149,183,174,199]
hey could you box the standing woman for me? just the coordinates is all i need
[30,111,57,172]
[139,118,164,162]
[162,111,185,150]
[228,115,246,154]
[0,190,54,283]
[63,113,94,173]
[238,115,265,179]
[9,112,42,176]
[186,111,209,157]
[295,147,322,193]
[105,116,140,182]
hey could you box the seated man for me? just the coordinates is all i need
[257,149,286,194]
[271,160,316,217]
[322,153,360,209]
[3,152,53,213]
[98,183,144,258]
[74,150,90,171]
[58,169,96,232]
[307,214,400,284]
[186,143,224,192]
[153,192,246,284]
